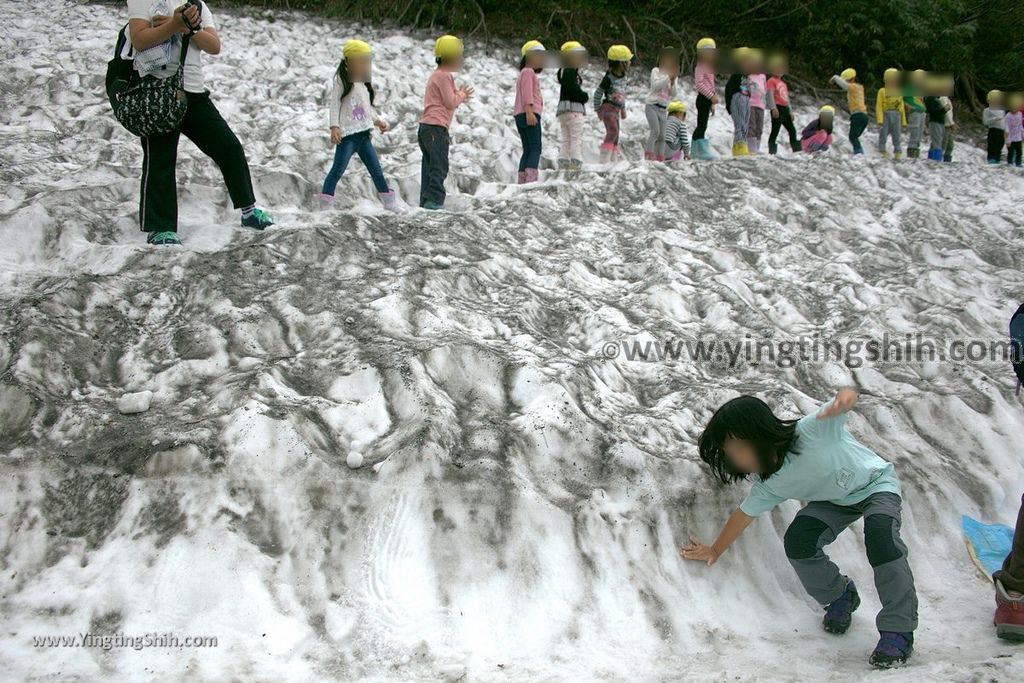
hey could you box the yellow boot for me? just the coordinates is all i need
[880,151,889,160]
[732,141,750,157]
[894,151,902,160]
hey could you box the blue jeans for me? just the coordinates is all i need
[514,113,542,172]
[322,130,389,196]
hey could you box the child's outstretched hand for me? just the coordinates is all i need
[818,387,858,419]
[330,127,342,145]
[681,537,719,566]
[460,86,476,101]
[375,120,389,133]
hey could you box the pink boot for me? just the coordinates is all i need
[318,193,335,210]
[644,150,655,161]
[525,168,539,183]
[517,171,527,184]
[378,190,402,213]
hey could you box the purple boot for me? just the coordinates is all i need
[869,631,914,668]
[823,579,861,634]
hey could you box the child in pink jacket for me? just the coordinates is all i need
[746,50,767,154]
[515,40,546,183]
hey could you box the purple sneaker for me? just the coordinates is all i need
[823,579,861,634]
[870,631,914,668]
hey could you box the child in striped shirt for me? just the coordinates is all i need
[594,44,632,163]
[692,37,718,160]
[665,100,690,161]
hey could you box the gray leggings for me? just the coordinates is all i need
[730,94,750,143]
[907,111,925,151]
[783,492,918,633]
[928,121,945,153]
[878,110,902,154]
[645,103,668,158]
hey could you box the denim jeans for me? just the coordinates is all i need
[417,123,450,207]
[322,130,389,196]
[514,113,543,171]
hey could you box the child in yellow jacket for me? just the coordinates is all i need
[876,68,907,158]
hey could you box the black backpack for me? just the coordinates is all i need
[1011,303,1024,392]
[105,24,191,138]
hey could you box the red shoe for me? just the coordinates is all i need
[995,579,1024,641]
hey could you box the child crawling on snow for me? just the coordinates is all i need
[681,388,919,669]
[801,105,835,153]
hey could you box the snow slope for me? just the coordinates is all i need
[2,2,1024,681]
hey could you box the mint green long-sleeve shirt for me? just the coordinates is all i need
[739,402,902,517]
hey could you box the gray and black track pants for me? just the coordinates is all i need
[783,492,918,633]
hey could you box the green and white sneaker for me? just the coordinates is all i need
[146,231,181,246]
[241,208,274,230]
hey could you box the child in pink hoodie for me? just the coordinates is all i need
[418,35,474,210]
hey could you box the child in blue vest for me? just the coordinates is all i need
[682,388,918,669]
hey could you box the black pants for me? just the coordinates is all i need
[417,123,450,207]
[693,94,713,140]
[987,128,1005,163]
[1009,141,1023,166]
[768,105,799,154]
[139,92,255,233]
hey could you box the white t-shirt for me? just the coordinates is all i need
[126,0,215,94]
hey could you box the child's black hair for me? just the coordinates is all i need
[519,55,543,72]
[608,59,628,75]
[337,57,375,105]
[697,396,799,484]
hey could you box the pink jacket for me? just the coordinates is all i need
[694,61,716,100]
[420,69,467,129]
[1006,111,1024,143]
[747,73,767,109]
[766,76,789,108]
[514,68,543,116]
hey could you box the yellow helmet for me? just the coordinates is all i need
[840,67,857,81]
[911,68,926,82]
[521,40,545,57]
[696,37,716,50]
[343,39,372,60]
[733,46,752,60]
[987,89,1003,103]
[883,67,900,80]
[668,100,687,114]
[820,105,836,115]
[434,35,464,60]
[560,40,586,53]
[607,44,633,62]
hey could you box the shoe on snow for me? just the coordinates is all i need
[422,200,444,211]
[241,208,274,230]
[146,231,181,246]
[870,631,914,668]
[823,579,861,634]
[995,579,1024,641]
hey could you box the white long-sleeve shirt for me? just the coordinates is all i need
[329,77,383,138]
[645,67,676,106]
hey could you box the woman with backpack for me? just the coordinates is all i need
[126,0,272,245]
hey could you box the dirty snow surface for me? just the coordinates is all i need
[2,2,1024,681]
